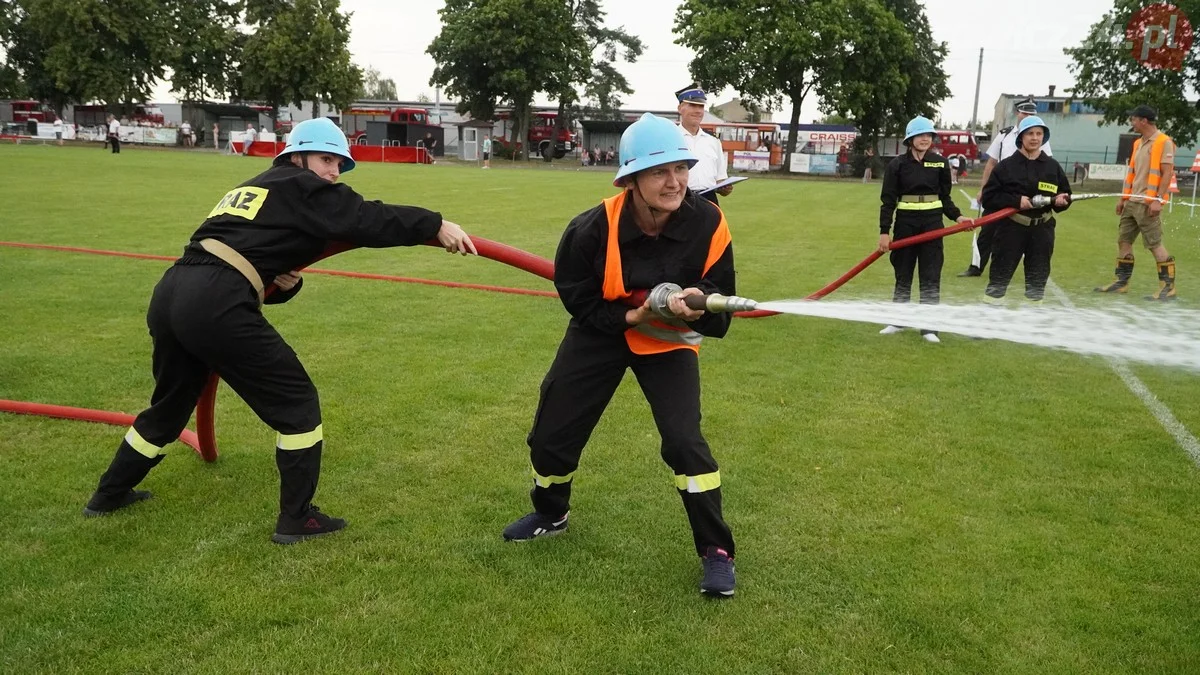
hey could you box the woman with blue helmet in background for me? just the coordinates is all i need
[980,115,1071,303]
[501,113,739,598]
[83,117,476,544]
[878,115,969,343]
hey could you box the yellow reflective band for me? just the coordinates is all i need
[124,427,163,458]
[896,201,943,211]
[207,186,269,221]
[531,466,574,488]
[276,424,323,450]
[673,471,721,493]
[923,161,945,168]
[1038,181,1057,193]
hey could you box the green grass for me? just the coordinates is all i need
[2,143,1199,673]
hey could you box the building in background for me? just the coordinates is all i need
[991,90,1199,168]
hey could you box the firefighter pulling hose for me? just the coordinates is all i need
[80,117,478,546]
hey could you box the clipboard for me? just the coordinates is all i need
[698,176,748,194]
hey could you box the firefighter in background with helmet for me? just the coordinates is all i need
[877,115,970,343]
[1095,104,1177,300]
[82,117,477,544]
[959,97,1053,277]
[979,116,1072,302]
[502,113,739,598]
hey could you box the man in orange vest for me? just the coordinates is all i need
[1096,105,1177,300]
[501,113,738,598]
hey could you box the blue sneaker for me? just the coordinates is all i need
[503,511,568,541]
[700,546,736,597]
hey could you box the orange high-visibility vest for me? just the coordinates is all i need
[599,191,732,355]
[1123,133,1173,202]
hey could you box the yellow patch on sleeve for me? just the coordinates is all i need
[207,187,269,220]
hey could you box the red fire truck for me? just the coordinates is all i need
[495,111,575,158]
[8,100,51,123]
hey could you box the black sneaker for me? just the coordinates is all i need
[271,505,346,544]
[700,546,736,598]
[502,511,568,541]
[82,489,152,517]
[957,265,982,277]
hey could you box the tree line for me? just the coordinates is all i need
[0,0,363,121]
[427,0,951,165]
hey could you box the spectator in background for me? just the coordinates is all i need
[482,134,492,169]
[180,120,193,147]
[863,147,876,183]
[107,115,121,154]
[1073,161,1086,183]
[53,116,63,146]
[949,155,960,184]
[242,123,256,156]
[580,147,589,167]
[212,123,220,150]
[606,146,615,165]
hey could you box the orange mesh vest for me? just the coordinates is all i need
[1123,133,1173,202]
[599,191,732,355]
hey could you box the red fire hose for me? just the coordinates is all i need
[3,207,1017,461]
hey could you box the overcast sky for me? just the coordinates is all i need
[160,0,1117,125]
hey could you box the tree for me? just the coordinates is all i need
[428,0,577,159]
[822,0,949,147]
[241,0,362,121]
[165,0,242,102]
[675,0,861,170]
[540,1,643,161]
[361,66,398,100]
[1065,0,1200,145]
[2,0,173,114]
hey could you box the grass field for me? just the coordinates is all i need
[2,143,1199,673]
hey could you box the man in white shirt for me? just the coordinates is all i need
[959,96,1053,276]
[675,83,732,205]
[107,115,121,154]
[53,117,63,146]
[180,121,193,147]
[242,123,256,156]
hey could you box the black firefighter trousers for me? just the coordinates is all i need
[90,264,324,519]
[526,324,735,557]
[986,219,1056,301]
[891,217,944,304]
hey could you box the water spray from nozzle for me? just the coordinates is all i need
[647,282,759,316]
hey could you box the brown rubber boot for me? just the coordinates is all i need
[1095,256,1134,293]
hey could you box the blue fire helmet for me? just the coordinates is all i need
[1016,115,1050,145]
[612,113,698,187]
[276,117,355,172]
[903,116,937,144]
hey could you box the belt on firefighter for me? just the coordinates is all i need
[1009,213,1051,227]
[198,238,265,306]
[896,194,942,210]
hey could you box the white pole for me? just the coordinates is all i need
[1192,172,1197,219]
